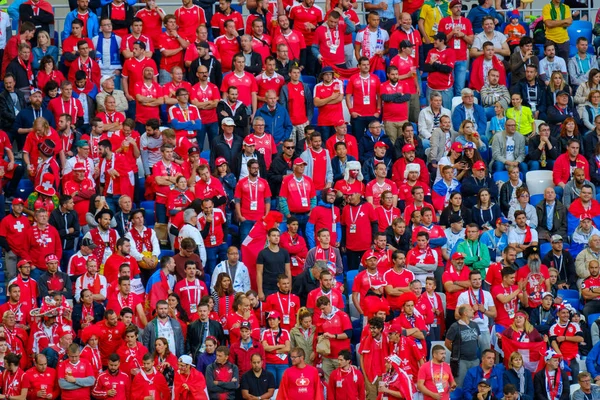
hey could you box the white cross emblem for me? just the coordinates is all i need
[13,222,24,232]
[41,181,53,191]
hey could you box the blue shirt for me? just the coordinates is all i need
[364,0,400,20]
[546,202,555,230]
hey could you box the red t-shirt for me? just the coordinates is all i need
[314,80,344,126]
[288,4,324,45]
[57,360,95,400]
[251,35,272,63]
[256,72,285,108]
[347,73,381,116]
[48,97,84,126]
[389,28,422,65]
[314,309,352,359]
[120,33,154,54]
[383,268,415,310]
[325,134,359,160]
[375,206,401,232]
[341,202,377,251]
[210,11,245,37]
[133,81,163,124]
[352,269,386,311]
[261,328,291,364]
[441,264,472,310]
[417,361,454,400]
[158,33,184,71]
[190,82,220,124]
[424,47,456,91]
[285,81,309,126]
[220,71,258,106]
[516,264,549,308]
[234,176,272,221]
[174,5,207,43]
[264,292,300,332]
[582,276,600,301]
[122,56,158,95]
[280,175,316,213]
[252,133,277,169]
[438,16,473,62]
[197,208,226,247]
[135,7,166,47]
[214,35,240,73]
[308,148,328,190]
[380,80,410,123]
[313,24,345,65]
[365,179,399,208]
[491,283,519,328]
[271,30,306,61]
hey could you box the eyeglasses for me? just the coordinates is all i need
[520,193,530,197]
[284,146,295,149]
[290,355,301,359]
[506,124,516,127]
[253,124,265,127]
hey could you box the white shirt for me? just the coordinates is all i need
[178,224,207,266]
[506,135,515,161]
[456,288,494,332]
[0,12,10,50]
[125,227,161,261]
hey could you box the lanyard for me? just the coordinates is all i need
[61,98,73,116]
[366,270,381,287]
[325,26,340,47]
[185,279,200,306]
[360,75,371,101]
[277,292,291,315]
[294,177,307,198]
[248,178,259,202]
[383,207,394,226]
[349,205,362,225]
[431,362,443,384]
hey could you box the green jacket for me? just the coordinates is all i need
[456,239,491,278]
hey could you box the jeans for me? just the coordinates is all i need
[289,212,309,239]
[453,60,468,97]
[484,106,496,121]
[61,249,76,274]
[197,122,218,151]
[350,116,377,139]
[155,202,168,224]
[105,194,121,213]
[527,160,555,171]
[240,220,256,245]
[427,86,453,110]
[492,161,528,174]
[126,100,136,120]
[159,69,172,84]
[30,267,43,282]
[318,126,335,141]
[266,363,288,387]
[205,243,228,276]
[555,185,564,201]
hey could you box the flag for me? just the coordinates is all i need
[502,336,547,373]
[322,55,386,80]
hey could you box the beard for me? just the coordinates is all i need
[528,258,541,274]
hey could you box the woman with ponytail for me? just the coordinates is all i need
[261,311,291,387]
[289,307,316,365]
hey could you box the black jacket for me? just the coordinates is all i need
[114,211,131,238]
[529,305,557,336]
[361,156,392,182]
[499,181,528,217]
[5,58,35,91]
[72,302,106,335]
[332,155,356,183]
[186,318,225,359]
[385,225,410,253]
[292,267,320,307]
[533,368,570,400]
[230,151,267,180]
[210,134,244,166]
[547,104,583,137]
[541,249,576,289]
[267,153,296,197]
[512,79,547,117]
[188,56,223,88]
[584,130,600,160]
[439,206,473,227]
[18,3,54,44]
[461,174,499,208]
[39,271,73,299]
[535,199,568,242]
[49,208,81,251]
[527,135,560,162]
[242,51,262,75]
[216,100,248,138]
[101,2,134,34]
[0,89,26,132]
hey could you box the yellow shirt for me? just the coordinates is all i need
[506,106,534,136]
[542,2,571,44]
[420,1,450,41]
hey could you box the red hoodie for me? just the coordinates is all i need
[553,153,590,185]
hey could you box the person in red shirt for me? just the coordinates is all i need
[383,251,415,312]
[260,311,291,386]
[271,15,307,67]
[47,81,84,129]
[250,19,272,64]
[251,118,277,170]
[122,41,158,113]
[174,0,207,44]
[346,57,381,138]
[131,353,170,400]
[280,218,309,277]
[300,132,332,191]
[313,11,346,69]
[264,276,300,332]
[106,276,147,328]
[91,353,131,400]
[341,190,378,271]
[152,143,183,223]
[134,0,166,49]
[491,267,528,329]
[328,349,366,399]
[97,95,126,135]
[351,251,386,315]
[121,17,154,59]
[423,32,456,110]
[98,139,134,203]
[256,57,285,107]
[61,19,95,70]
[306,269,344,319]
[220,54,258,116]
[1,352,29,399]
[516,247,551,309]
[234,158,272,242]
[389,12,422,64]
[288,0,324,76]
[326,121,359,160]
[197,198,227,273]
[381,66,412,142]
[549,303,584,376]
[277,347,324,400]
[68,40,101,88]
[8,260,38,312]
[157,14,190,83]
[366,163,399,209]
[25,353,60,400]
[133,66,163,131]
[190,64,220,148]
[441,252,472,329]
[314,295,352,380]
[314,67,344,140]
[0,198,30,281]
[57,343,96,400]
[210,0,244,38]
[359,317,389,396]
[26,208,62,279]
[94,310,126,367]
[279,158,317,237]
[214,21,241,73]
[391,143,430,190]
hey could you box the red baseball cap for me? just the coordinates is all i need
[451,142,463,153]
[267,311,281,320]
[17,259,31,268]
[293,158,307,166]
[11,198,24,206]
[473,160,486,170]
[73,162,86,171]
[215,157,228,166]
[402,144,416,153]
[45,254,59,263]
[374,142,389,149]
[243,136,256,146]
[452,252,465,260]
[57,324,74,338]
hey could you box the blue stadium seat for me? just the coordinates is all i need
[16,180,33,201]
[346,270,358,293]
[311,107,319,124]
[140,200,156,226]
[558,289,579,299]
[588,313,600,324]
[529,194,544,207]
[303,76,316,85]
[374,70,387,83]
[160,249,175,259]
[137,177,146,202]
[564,298,580,311]
[231,4,243,13]
[200,150,210,161]
[540,242,552,257]
[492,171,509,183]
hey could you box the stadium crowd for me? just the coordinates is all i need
[2,0,600,399]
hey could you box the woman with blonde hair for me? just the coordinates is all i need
[502,351,534,399]
[452,120,487,152]
[546,70,572,107]
[32,30,58,70]
[500,310,543,342]
[289,307,316,365]
[575,68,600,116]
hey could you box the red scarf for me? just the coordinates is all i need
[89,228,118,264]
[523,225,533,244]
[315,244,337,273]
[18,57,34,87]
[2,368,25,397]
[24,0,53,15]
[129,226,153,253]
[78,57,93,81]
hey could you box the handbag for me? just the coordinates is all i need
[316,335,331,356]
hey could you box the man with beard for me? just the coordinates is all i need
[492,267,528,329]
[85,209,120,275]
[103,237,137,284]
[25,354,60,400]
[306,270,344,319]
[134,66,163,133]
[0,198,30,281]
[395,292,427,359]
[91,353,131,399]
[391,144,429,190]
[26,209,62,280]
[533,350,570,400]
[569,183,600,219]
[131,353,170,400]
[486,245,518,287]
[98,139,134,209]
[145,257,177,317]
[188,42,222,88]
[142,299,184,355]
[380,65,412,141]
[542,235,576,290]
[581,260,600,319]
[94,310,126,367]
[508,210,539,263]
[442,252,471,329]
[190,63,220,145]
[456,270,496,351]
[106,276,147,328]
[386,322,424,384]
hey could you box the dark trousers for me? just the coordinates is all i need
[547,40,571,64]
[350,116,377,139]
[583,300,600,319]
[346,249,366,271]
[289,212,309,239]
